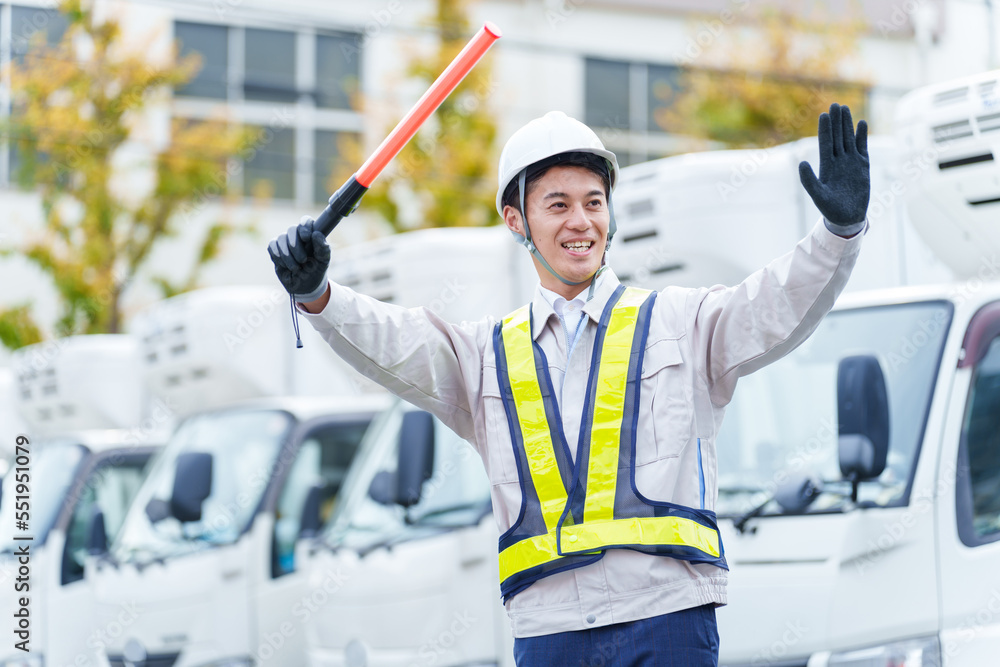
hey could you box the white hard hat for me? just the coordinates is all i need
[495,111,619,217]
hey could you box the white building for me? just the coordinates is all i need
[0,0,997,360]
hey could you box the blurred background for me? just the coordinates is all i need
[1,2,1000,666]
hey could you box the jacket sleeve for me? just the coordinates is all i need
[297,281,494,441]
[685,218,864,406]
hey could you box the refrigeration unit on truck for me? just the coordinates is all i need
[85,287,389,667]
[294,73,996,666]
[0,335,163,667]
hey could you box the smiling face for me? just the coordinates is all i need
[503,165,610,299]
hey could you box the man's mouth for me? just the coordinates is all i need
[561,241,594,252]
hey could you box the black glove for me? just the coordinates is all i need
[799,103,870,234]
[267,216,331,303]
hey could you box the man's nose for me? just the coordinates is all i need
[565,203,591,228]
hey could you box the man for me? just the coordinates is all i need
[268,103,869,666]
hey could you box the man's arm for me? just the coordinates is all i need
[298,280,492,441]
[268,218,490,442]
[686,219,863,406]
[687,103,870,405]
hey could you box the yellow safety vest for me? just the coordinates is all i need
[493,285,727,601]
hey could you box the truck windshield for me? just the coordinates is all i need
[0,441,87,552]
[716,301,952,517]
[323,403,491,553]
[112,408,292,563]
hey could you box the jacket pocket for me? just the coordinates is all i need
[482,365,520,483]
[638,337,694,464]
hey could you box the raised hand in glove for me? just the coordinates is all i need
[268,216,331,303]
[799,103,870,237]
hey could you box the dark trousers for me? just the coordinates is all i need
[512,604,719,667]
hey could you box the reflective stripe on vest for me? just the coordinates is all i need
[493,285,727,601]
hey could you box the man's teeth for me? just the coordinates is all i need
[562,241,593,250]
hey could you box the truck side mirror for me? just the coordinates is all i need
[368,471,396,505]
[87,509,108,555]
[299,483,327,539]
[837,355,890,502]
[774,475,823,514]
[170,452,213,523]
[145,498,171,524]
[396,411,435,508]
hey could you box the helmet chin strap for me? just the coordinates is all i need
[517,170,616,297]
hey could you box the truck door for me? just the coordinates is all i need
[253,418,370,664]
[937,300,1000,666]
[49,449,152,666]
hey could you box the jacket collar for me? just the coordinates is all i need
[529,268,622,340]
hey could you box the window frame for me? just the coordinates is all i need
[262,413,375,579]
[956,300,1000,548]
[1,3,72,187]
[58,448,156,586]
[169,17,363,206]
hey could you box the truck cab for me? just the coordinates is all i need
[301,401,508,667]
[0,335,163,667]
[714,283,1000,665]
[716,67,1000,667]
[0,432,157,667]
[84,287,389,667]
[89,395,387,667]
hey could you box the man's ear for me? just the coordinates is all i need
[503,204,524,236]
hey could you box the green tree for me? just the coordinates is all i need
[337,0,499,233]
[0,0,254,349]
[659,7,870,149]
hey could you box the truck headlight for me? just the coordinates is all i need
[821,635,941,667]
[0,655,45,667]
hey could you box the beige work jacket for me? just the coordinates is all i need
[301,219,863,637]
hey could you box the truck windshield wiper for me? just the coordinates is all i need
[354,501,492,558]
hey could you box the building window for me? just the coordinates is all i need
[583,58,681,165]
[244,28,297,104]
[3,5,70,187]
[10,4,68,64]
[172,21,362,203]
[244,125,295,200]
[647,64,681,135]
[314,129,357,204]
[175,21,228,99]
[316,33,360,109]
[584,59,630,131]
[174,21,360,110]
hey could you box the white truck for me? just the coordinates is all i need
[713,67,1000,667]
[83,287,389,667]
[296,71,1000,666]
[0,335,164,667]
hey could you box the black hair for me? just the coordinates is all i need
[501,151,612,213]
